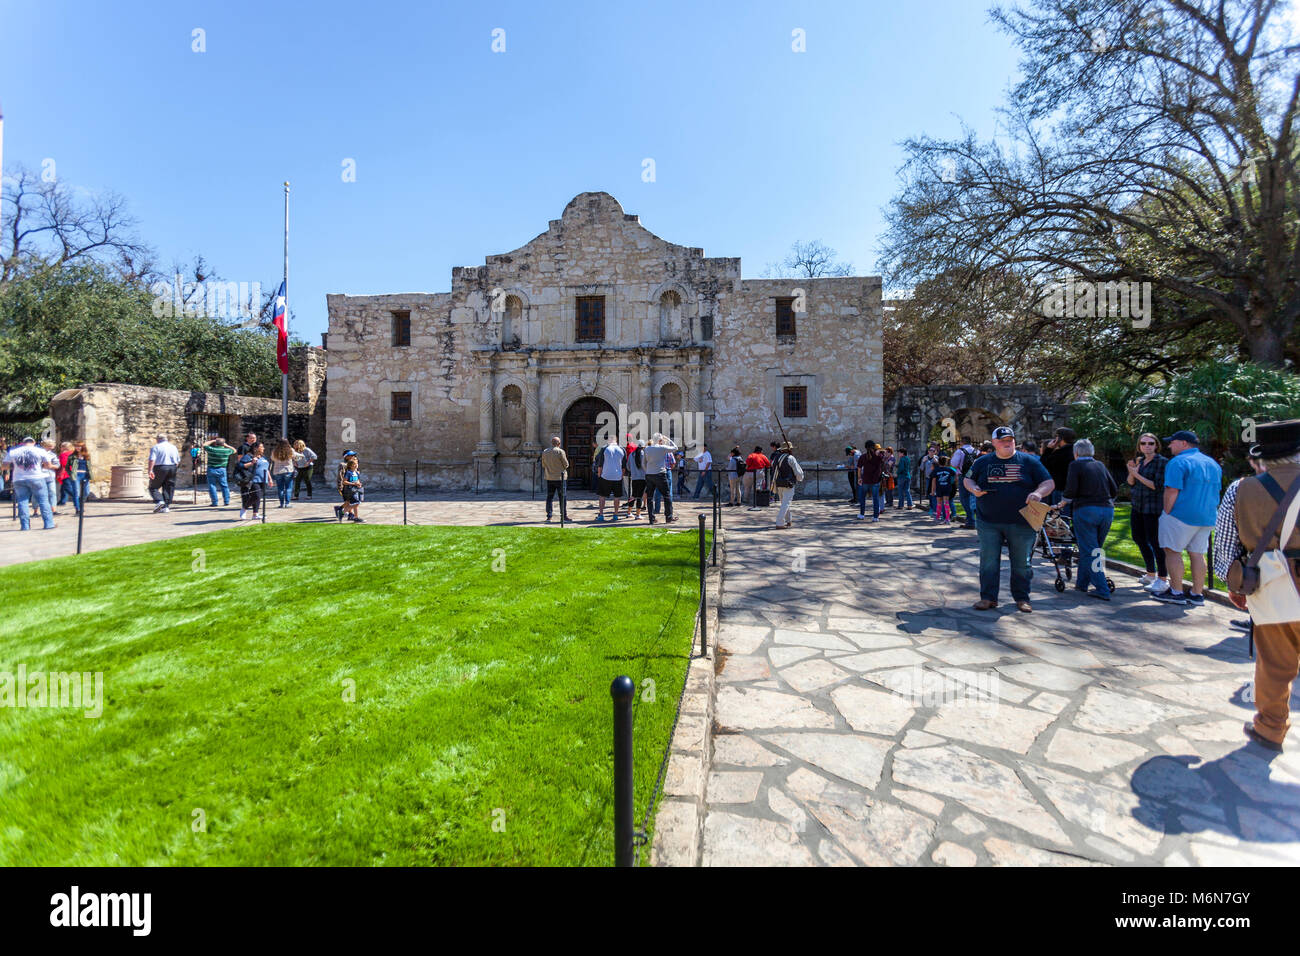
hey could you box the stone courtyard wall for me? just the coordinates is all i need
[49,384,311,499]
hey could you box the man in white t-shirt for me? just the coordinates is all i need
[596,439,625,522]
[148,433,182,513]
[3,436,58,530]
[691,444,715,500]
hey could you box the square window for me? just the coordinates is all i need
[391,391,412,421]
[775,298,796,337]
[783,386,808,419]
[576,296,605,342]
[392,310,411,347]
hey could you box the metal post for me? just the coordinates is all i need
[403,470,408,526]
[698,512,707,656]
[712,468,718,566]
[76,492,86,555]
[610,675,635,868]
[261,486,266,524]
[815,465,820,500]
[415,459,419,494]
[559,478,567,528]
[532,460,537,501]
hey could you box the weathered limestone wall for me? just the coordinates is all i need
[325,192,885,489]
[712,278,883,464]
[49,384,311,499]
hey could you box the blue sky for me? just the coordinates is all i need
[1,0,1023,342]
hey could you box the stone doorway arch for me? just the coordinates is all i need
[563,396,616,490]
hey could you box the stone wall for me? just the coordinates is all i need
[325,192,884,489]
[49,384,312,499]
[883,385,1071,451]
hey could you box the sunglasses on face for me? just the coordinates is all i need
[1140,440,1155,445]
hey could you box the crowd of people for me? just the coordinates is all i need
[0,436,93,530]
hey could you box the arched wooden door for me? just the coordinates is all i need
[563,397,615,490]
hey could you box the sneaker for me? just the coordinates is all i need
[545,515,553,523]
[239,509,247,520]
[1231,618,1252,630]
[1185,593,1205,607]
[152,502,165,513]
[1147,579,1171,595]
[872,517,880,523]
[609,514,619,522]
[856,514,867,520]
[1138,573,1155,586]
[353,516,365,523]
[596,515,605,523]
[161,507,170,513]
[334,506,343,522]
[1153,590,1188,605]
[665,516,678,523]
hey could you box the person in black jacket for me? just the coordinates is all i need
[1059,437,1119,600]
[1039,427,1077,506]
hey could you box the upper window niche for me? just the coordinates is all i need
[503,295,522,349]
[659,290,682,342]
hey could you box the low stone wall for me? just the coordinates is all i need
[49,384,313,499]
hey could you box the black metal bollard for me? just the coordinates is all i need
[698,513,707,656]
[403,470,408,526]
[712,470,718,566]
[610,675,635,867]
[414,460,419,494]
[76,493,86,555]
[559,480,567,529]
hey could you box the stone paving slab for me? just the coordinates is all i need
[702,499,1300,866]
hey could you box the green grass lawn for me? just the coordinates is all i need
[0,524,702,866]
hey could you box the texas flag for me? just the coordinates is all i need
[272,281,289,374]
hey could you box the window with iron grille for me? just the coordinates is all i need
[775,298,796,337]
[392,310,411,347]
[576,296,605,342]
[391,391,412,421]
[784,386,808,419]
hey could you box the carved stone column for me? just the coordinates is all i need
[473,361,498,489]
[524,355,541,454]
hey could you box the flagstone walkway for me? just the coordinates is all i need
[704,501,1300,866]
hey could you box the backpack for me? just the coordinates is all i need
[957,446,979,478]
[1236,473,1300,625]
[735,456,746,476]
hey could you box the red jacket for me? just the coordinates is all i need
[745,453,770,474]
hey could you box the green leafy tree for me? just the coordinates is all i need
[0,263,281,419]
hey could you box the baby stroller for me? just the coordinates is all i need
[1038,508,1115,593]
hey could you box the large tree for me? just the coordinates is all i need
[882,0,1300,367]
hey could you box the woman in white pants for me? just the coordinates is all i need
[772,441,804,529]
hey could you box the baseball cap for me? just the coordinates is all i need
[342,449,355,457]
[1161,430,1199,445]
[991,426,1015,440]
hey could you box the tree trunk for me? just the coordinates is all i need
[1247,322,1287,368]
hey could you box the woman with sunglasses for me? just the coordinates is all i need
[1126,432,1169,593]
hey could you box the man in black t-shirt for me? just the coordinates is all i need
[965,426,1055,612]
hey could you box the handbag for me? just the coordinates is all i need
[1238,474,1300,625]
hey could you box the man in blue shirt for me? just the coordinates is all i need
[1155,430,1223,607]
[965,425,1055,612]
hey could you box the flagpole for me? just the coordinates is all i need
[282,181,289,439]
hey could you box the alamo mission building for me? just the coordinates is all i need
[325,192,883,490]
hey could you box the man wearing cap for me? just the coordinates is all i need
[965,425,1054,612]
[1223,420,1300,750]
[147,433,181,514]
[1154,430,1222,608]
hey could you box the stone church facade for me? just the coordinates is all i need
[325,192,883,490]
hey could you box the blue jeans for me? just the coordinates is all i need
[959,485,975,526]
[897,482,913,507]
[1072,505,1114,597]
[977,521,1038,603]
[59,476,81,512]
[207,467,230,506]
[692,470,715,499]
[275,473,294,506]
[857,482,881,518]
[15,478,54,530]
